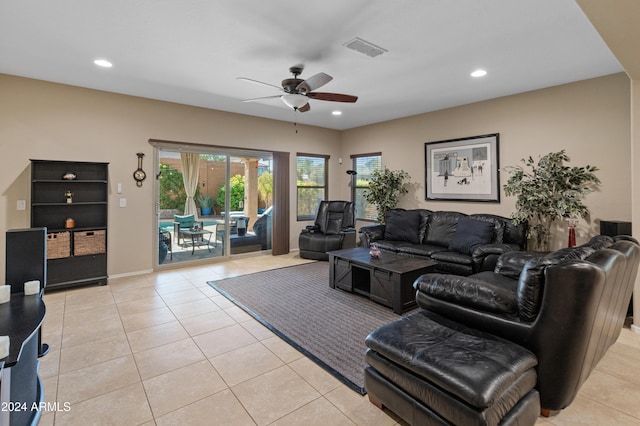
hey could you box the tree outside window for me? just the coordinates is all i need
[351,153,381,221]
[296,154,328,220]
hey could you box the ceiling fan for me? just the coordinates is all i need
[237,65,358,112]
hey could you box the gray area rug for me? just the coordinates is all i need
[207,261,412,394]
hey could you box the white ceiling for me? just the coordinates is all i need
[0,0,622,130]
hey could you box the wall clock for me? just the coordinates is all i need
[133,152,146,187]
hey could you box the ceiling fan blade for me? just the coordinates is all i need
[298,103,311,112]
[237,77,283,91]
[307,92,358,103]
[297,72,332,93]
[242,95,283,102]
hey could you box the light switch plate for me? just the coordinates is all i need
[17,200,26,210]
[119,198,127,208]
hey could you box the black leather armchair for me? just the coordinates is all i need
[363,235,640,423]
[299,201,356,260]
[412,235,640,412]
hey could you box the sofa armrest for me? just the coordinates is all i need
[414,273,518,316]
[341,228,357,249]
[471,243,520,272]
[359,224,385,247]
[493,251,548,279]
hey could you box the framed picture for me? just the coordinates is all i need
[425,133,500,202]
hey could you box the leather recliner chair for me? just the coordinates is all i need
[299,201,356,260]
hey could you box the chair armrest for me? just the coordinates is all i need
[414,273,518,316]
[303,224,320,233]
[471,243,519,272]
[494,251,548,279]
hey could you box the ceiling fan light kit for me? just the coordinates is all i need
[281,93,308,109]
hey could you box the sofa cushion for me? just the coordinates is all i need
[416,209,433,244]
[470,214,507,243]
[253,214,270,239]
[424,211,465,246]
[449,217,495,254]
[384,209,421,244]
[397,243,448,257]
[431,250,474,266]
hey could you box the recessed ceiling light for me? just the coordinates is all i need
[332,111,342,116]
[471,69,487,77]
[94,59,113,68]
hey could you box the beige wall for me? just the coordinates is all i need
[340,73,631,250]
[0,74,341,278]
[0,72,632,279]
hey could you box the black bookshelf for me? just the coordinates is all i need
[30,160,109,290]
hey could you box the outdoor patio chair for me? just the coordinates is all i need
[173,214,203,246]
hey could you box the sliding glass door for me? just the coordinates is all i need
[155,147,273,267]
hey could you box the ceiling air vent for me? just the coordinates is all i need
[343,37,387,58]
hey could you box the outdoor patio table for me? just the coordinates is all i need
[179,229,213,254]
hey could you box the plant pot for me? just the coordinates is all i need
[201,207,212,216]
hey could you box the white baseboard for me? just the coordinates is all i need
[631,324,640,334]
[108,269,153,280]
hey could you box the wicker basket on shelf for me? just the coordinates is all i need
[74,230,106,256]
[47,231,71,259]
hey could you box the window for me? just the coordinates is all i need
[351,153,382,221]
[296,153,329,220]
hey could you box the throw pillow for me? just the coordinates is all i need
[253,215,266,239]
[448,217,495,254]
[384,209,421,243]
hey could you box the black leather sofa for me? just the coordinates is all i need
[360,209,527,275]
[364,235,640,422]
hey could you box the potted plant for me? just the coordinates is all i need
[363,167,411,224]
[502,150,600,251]
[197,194,215,216]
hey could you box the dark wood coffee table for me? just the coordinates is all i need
[328,247,437,314]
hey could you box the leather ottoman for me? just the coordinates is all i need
[364,311,540,425]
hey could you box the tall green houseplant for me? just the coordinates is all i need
[363,167,411,223]
[502,150,600,251]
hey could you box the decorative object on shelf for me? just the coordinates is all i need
[64,218,75,229]
[62,172,77,180]
[24,280,40,295]
[502,150,600,251]
[0,285,10,304]
[369,242,381,259]
[133,152,147,187]
[65,190,73,203]
[425,133,500,202]
[363,167,410,224]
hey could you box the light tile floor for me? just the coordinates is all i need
[37,253,640,425]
